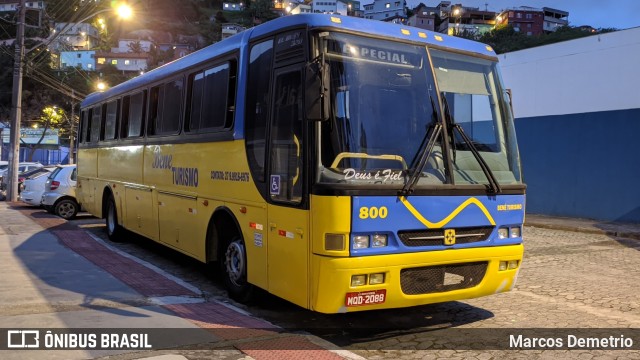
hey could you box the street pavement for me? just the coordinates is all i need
[1,200,639,359]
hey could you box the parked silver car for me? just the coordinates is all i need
[41,165,79,220]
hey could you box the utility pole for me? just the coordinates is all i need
[69,90,76,164]
[7,0,26,202]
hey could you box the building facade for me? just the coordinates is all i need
[495,6,545,36]
[50,22,100,51]
[311,0,349,15]
[59,50,96,71]
[362,0,407,21]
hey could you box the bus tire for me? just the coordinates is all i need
[222,236,254,303]
[106,195,125,242]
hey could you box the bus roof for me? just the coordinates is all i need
[82,14,496,108]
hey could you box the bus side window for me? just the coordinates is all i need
[121,91,146,138]
[80,110,90,144]
[103,100,119,140]
[90,105,102,143]
[149,78,183,136]
[186,60,237,133]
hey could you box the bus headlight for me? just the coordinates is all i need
[510,227,521,238]
[498,227,509,239]
[353,235,369,249]
[372,234,388,247]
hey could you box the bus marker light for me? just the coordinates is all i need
[331,17,341,24]
[202,200,208,206]
[401,29,410,35]
[240,206,247,214]
[418,32,427,38]
[351,275,367,286]
[325,234,345,250]
[369,273,385,284]
[372,234,387,247]
[508,260,519,269]
[499,261,508,271]
[498,227,508,239]
[353,235,369,249]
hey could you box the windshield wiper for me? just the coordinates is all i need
[400,94,442,196]
[441,95,501,194]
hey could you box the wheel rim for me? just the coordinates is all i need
[225,240,245,286]
[107,202,116,234]
[58,202,75,218]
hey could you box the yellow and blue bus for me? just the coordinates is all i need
[77,14,525,314]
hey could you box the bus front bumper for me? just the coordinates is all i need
[310,244,523,314]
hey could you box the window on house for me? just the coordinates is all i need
[124,60,130,65]
[385,3,390,8]
[111,59,117,65]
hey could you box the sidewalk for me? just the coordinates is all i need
[0,202,361,360]
[525,214,640,241]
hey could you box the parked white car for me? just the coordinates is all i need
[0,162,44,190]
[20,170,55,206]
[41,165,79,220]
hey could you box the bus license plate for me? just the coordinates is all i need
[345,289,386,307]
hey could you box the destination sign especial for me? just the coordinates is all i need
[329,41,420,67]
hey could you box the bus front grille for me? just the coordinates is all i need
[397,226,494,247]
[400,262,488,295]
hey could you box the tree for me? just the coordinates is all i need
[127,40,144,53]
[22,107,65,161]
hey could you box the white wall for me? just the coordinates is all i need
[499,27,640,119]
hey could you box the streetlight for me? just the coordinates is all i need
[6,2,134,202]
[452,7,463,35]
[96,81,107,91]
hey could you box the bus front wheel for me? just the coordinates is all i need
[106,195,124,242]
[222,237,254,303]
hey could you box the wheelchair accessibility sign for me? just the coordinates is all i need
[270,175,281,195]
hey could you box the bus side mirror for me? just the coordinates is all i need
[305,61,330,121]
[506,89,514,114]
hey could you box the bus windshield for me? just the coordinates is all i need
[317,32,522,189]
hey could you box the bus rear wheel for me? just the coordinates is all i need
[222,237,254,303]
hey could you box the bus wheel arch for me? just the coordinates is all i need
[207,207,254,303]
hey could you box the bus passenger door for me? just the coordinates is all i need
[266,67,309,309]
